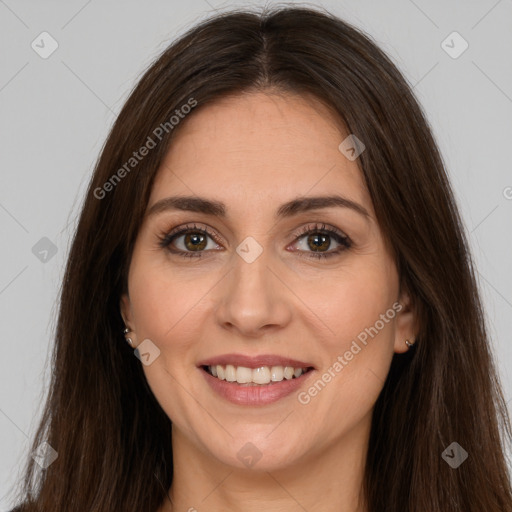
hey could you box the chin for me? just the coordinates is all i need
[204,430,310,472]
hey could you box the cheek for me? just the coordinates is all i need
[315,265,398,392]
[297,256,398,417]
[128,251,217,355]
[299,287,397,448]
[302,258,398,349]
[127,252,211,425]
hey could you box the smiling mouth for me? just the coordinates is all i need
[201,364,314,385]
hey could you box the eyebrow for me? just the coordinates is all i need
[146,194,370,220]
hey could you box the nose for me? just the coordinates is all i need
[214,247,293,338]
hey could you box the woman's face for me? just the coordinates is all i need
[121,91,416,471]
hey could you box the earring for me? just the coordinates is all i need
[405,339,415,349]
[123,327,134,346]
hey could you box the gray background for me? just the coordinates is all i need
[1,0,511,507]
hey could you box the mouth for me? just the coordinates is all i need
[201,364,314,386]
[196,353,316,405]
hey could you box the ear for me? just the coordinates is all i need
[120,293,134,330]
[393,287,419,354]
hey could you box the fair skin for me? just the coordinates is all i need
[121,91,416,512]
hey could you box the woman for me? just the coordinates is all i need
[9,5,512,511]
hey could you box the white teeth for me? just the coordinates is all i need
[271,366,284,381]
[283,367,294,380]
[253,366,271,384]
[225,364,236,382]
[236,366,252,384]
[206,364,309,384]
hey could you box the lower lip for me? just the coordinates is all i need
[200,367,315,406]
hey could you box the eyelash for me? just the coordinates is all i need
[157,222,352,260]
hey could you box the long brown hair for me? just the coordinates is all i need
[10,6,512,511]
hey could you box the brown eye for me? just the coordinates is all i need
[158,224,222,259]
[290,224,351,260]
[182,231,208,251]
[306,233,331,252]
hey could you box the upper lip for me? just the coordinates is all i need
[197,353,315,369]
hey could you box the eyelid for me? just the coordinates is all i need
[157,222,218,250]
[287,222,351,259]
[157,221,351,258]
[290,222,349,244]
[171,222,219,240]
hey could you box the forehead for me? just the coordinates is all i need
[150,91,373,218]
